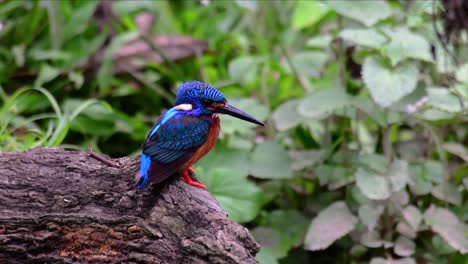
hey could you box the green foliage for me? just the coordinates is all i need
[1,0,467,263]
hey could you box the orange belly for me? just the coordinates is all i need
[179,116,220,171]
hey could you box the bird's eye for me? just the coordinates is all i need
[201,98,213,106]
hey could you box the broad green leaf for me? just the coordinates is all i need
[254,210,308,259]
[455,63,468,84]
[388,160,409,192]
[256,247,279,264]
[362,56,419,107]
[361,231,383,248]
[423,160,444,183]
[442,142,468,162]
[298,87,353,118]
[358,153,388,174]
[397,221,416,239]
[271,99,302,131]
[431,182,462,205]
[339,28,387,48]
[306,35,333,48]
[250,141,293,179]
[381,28,432,66]
[432,235,457,255]
[304,201,357,250]
[201,168,263,223]
[424,205,468,254]
[427,87,464,113]
[292,0,330,30]
[394,236,415,257]
[359,204,384,231]
[402,205,422,231]
[356,168,390,200]
[228,56,259,84]
[251,227,286,258]
[328,0,392,27]
[289,150,326,171]
[282,51,328,78]
[315,165,354,190]
[261,209,308,250]
[196,143,250,177]
[34,64,60,89]
[409,164,432,195]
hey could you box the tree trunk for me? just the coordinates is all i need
[0,147,259,264]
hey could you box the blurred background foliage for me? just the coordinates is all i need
[0,0,467,263]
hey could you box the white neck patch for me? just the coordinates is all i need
[175,104,193,111]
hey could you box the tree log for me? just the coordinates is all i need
[0,147,259,263]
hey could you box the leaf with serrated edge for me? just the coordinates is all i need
[424,205,468,253]
[362,56,418,108]
[304,201,357,251]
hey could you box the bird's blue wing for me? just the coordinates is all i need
[137,112,210,189]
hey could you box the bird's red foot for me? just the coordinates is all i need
[181,170,206,189]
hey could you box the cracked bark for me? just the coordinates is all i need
[0,147,259,263]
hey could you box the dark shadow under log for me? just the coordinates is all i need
[0,147,259,263]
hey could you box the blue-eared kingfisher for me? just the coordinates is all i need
[137,81,265,190]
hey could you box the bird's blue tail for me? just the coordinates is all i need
[137,154,151,190]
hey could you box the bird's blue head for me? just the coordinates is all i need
[174,81,264,126]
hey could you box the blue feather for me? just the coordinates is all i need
[137,154,152,190]
[149,108,179,138]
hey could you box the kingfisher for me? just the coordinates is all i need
[137,81,265,190]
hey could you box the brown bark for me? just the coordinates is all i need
[0,148,259,263]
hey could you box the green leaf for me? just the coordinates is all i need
[426,87,464,113]
[424,205,468,254]
[289,150,326,171]
[381,28,432,66]
[306,35,333,48]
[271,99,302,131]
[196,143,250,177]
[328,0,392,27]
[304,201,357,251]
[339,28,387,48]
[362,56,419,107]
[315,165,353,190]
[298,87,353,119]
[256,247,279,264]
[251,227,286,258]
[455,63,468,84]
[359,204,384,231]
[394,236,415,257]
[292,0,330,30]
[34,64,60,89]
[409,164,432,195]
[250,141,293,179]
[402,205,422,231]
[361,231,383,248]
[442,142,468,162]
[201,168,263,223]
[358,153,388,174]
[283,51,328,78]
[261,209,308,250]
[356,168,390,200]
[431,182,462,205]
[228,56,259,84]
[388,160,409,192]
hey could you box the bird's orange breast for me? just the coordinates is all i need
[179,116,220,171]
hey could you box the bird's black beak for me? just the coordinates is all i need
[215,104,265,126]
